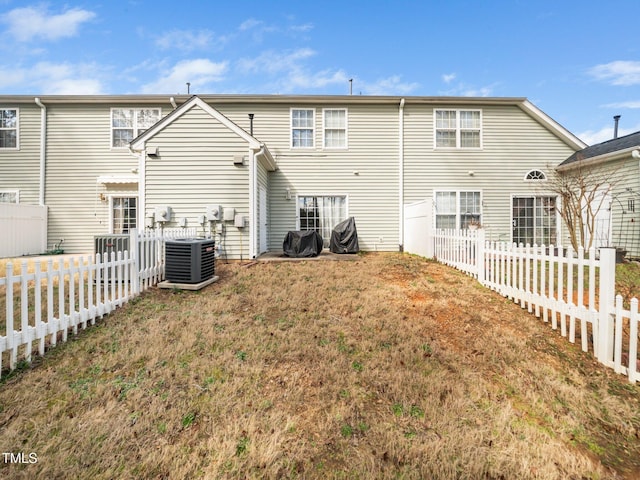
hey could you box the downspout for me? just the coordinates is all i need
[35,98,46,205]
[248,146,263,259]
[169,96,177,109]
[128,144,146,233]
[398,98,405,252]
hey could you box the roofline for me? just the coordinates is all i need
[0,93,529,106]
[556,146,640,172]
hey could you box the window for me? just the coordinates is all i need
[323,109,347,149]
[112,197,137,234]
[525,169,547,181]
[111,108,160,148]
[298,195,347,246]
[0,109,18,149]
[435,109,481,148]
[0,190,18,203]
[512,196,557,246]
[291,109,315,148]
[434,191,481,229]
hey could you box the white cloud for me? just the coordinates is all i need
[141,59,228,94]
[603,100,640,109]
[588,61,640,86]
[155,29,223,51]
[577,124,640,145]
[237,48,316,75]
[2,5,95,42]
[239,18,263,31]
[438,78,497,97]
[0,61,105,94]
[237,48,348,93]
[442,73,456,84]
[361,75,420,96]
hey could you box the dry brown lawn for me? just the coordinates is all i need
[0,253,639,479]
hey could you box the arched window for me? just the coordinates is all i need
[524,169,547,181]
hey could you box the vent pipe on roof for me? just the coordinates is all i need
[248,113,254,136]
[613,115,621,139]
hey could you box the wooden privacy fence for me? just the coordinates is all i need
[433,228,639,384]
[0,228,197,378]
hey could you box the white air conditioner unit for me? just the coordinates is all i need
[206,204,222,221]
[154,205,172,223]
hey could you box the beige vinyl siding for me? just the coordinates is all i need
[403,103,576,243]
[610,157,640,258]
[0,104,42,205]
[144,105,251,260]
[219,103,400,251]
[45,103,162,253]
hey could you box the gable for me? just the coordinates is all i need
[129,96,261,151]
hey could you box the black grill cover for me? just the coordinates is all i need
[283,230,323,257]
[329,217,360,254]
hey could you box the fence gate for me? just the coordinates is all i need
[404,199,433,258]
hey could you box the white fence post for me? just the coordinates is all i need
[476,229,485,285]
[129,228,139,295]
[597,247,616,364]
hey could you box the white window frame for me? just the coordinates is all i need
[296,194,349,246]
[290,108,315,149]
[434,109,482,149]
[524,169,548,182]
[111,108,161,149]
[434,190,482,229]
[322,108,348,149]
[0,108,19,150]
[109,195,138,234]
[0,189,19,203]
[511,194,560,246]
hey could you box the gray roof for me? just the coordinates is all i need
[560,130,640,167]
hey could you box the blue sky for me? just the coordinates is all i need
[1,0,639,145]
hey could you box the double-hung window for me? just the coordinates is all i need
[291,108,315,148]
[323,109,347,149]
[435,109,481,149]
[0,109,18,149]
[435,191,481,229]
[111,108,160,148]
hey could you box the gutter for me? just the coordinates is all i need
[398,98,405,251]
[34,98,46,205]
[556,146,640,172]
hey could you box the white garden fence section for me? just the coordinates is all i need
[0,228,197,377]
[0,204,48,258]
[434,228,639,384]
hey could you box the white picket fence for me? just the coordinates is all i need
[433,228,639,384]
[0,228,198,377]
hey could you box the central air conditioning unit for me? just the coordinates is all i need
[94,234,130,282]
[165,238,215,284]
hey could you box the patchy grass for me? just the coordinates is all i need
[0,253,639,479]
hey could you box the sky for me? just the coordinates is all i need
[0,0,639,145]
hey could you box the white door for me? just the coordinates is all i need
[259,186,268,253]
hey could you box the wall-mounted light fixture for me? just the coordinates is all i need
[285,187,292,200]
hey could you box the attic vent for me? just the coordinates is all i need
[524,170,547,181]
